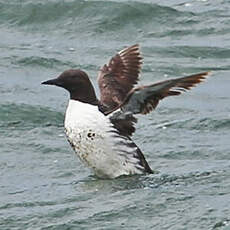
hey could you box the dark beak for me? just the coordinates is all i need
[41,78,60,86]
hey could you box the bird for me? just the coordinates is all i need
[42,44,210,179]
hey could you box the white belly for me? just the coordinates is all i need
[64,100,142,178]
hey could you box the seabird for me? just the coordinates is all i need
[42,44,210,179]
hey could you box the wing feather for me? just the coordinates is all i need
[122,72,211,115]
[107,72,211,137]
[98,46,211,137]
[98,44,142,111]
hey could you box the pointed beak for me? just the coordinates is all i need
[41,78,60,86]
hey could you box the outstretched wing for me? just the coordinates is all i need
[107,72,211,137]
[97,44,142,111]
[122,72,211,115]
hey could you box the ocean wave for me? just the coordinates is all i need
[1,0,228,46]
[143,45,230,59]
[194,117,230,131]
[156,116,230,131]
[4,55,98,70]
[12,56,72,69]
[0,1,186,31]
[0,103,63,129]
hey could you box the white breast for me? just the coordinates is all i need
[64,99,143,178]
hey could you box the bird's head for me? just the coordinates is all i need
[42,69,98,104]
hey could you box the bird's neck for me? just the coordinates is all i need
[70,87,99,106]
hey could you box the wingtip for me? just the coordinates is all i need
[206,71,212,76]
[202,71,212,76]
[118,44,140,55]
[132,43,140,48]
[199,71,212,82]
[185,71,212,83]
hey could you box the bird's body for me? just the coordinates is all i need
[65,99,151,178]
[42,44,210,179]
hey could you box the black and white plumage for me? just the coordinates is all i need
[42,44,210,179]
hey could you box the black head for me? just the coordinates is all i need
[42,69,98,105]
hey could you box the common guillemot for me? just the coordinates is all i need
[42,44,210,179]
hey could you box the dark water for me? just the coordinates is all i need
[1,0,230,229]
